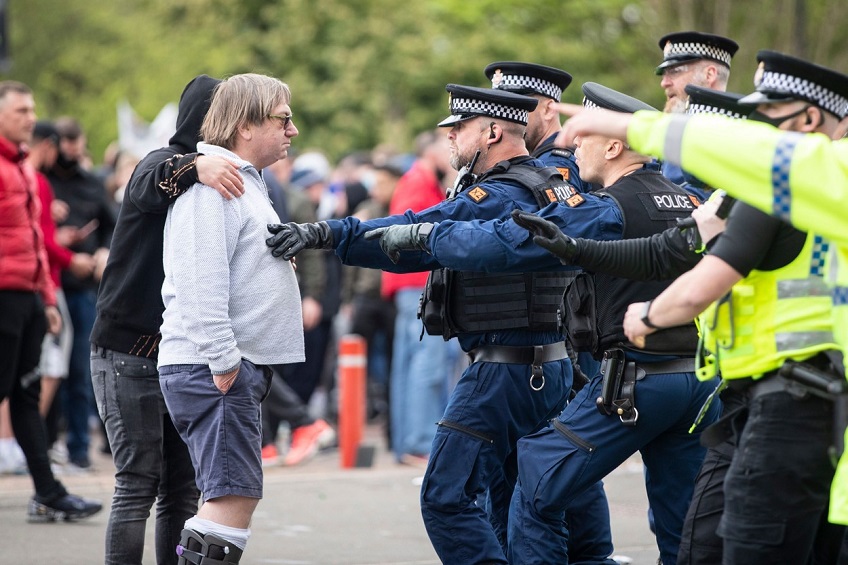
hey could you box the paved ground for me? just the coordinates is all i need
[0,425,661,564]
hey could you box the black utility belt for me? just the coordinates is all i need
[721,355,848,465]
[596,348,696,426]
[467,342,568,392]
[467,342,567,365]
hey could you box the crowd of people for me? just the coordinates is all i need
[1,26,847,565]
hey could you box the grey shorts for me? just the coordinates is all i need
[159,359,272,501]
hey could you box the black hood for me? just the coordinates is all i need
[168,74,221,151]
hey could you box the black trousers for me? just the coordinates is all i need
[0,290,65,500]
[679,382,844,565]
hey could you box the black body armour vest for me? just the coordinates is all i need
[420,161,575,341]
[588,169,701,356]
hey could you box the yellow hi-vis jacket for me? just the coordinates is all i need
[626,110,848,523]
[697,233,836,381]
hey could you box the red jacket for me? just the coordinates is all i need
[381,160,446,299]
[36,172,73,287]
[0,136,56,305]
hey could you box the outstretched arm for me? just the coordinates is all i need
[555,103,848,244]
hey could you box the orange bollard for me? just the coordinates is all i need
[338,334,367,468]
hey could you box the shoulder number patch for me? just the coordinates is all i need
[467,186,489,203]
[566,193,585,207]
[556,167,570,181]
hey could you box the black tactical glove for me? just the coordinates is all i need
[266,222,334,260]
[363,223,434,263]
[511,209,578,264]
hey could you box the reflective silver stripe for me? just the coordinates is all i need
[775,331,835,352]
[777,277,831,299]
[663,115,689,167]
[830,247,839,282]
[834,287,848,306]
[771,132,804,222]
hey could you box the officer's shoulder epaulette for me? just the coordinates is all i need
[550,148,573,159]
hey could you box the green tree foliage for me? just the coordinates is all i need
[4,0,847,164]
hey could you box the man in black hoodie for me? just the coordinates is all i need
[90,75,244,565]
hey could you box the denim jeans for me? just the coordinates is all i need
[389,289,455,458]
[92,346,198,565]
[64,289,97,463]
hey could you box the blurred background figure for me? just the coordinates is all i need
[381,129,460,466]
[47,116,115,471]
[261,155,336,467]
[342,160,406,430]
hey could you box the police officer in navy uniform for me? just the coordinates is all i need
[486,61,603,374]
[266,84,576,564]
[368,83,721,564]
[656,31,739,184]
[485,61,617,562]
[679,84,749,202]
[485,61,588,193]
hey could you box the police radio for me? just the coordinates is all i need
[446,149,481,200]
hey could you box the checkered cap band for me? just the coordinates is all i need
[666,41,733,66]
[759,70,848,118]
[450,96,529,124]
[686,103,746,120]
[494,74,562,100]
[582,97,600,110]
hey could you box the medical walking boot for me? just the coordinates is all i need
[27,492,103,522]
[176,528,243,564]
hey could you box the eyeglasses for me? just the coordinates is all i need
[268,113,293,128]
[661,64,690,78]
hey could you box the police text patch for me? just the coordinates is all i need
[648,192,696,212]
[467,186,489,203]
[635,191,697,221]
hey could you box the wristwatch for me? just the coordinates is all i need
[640,300,662,330]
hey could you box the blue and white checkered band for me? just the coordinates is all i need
[494,74,562,100]
[771,132,803,222]
[809,235,829,277]
[664,41,732,66]
[833,286,848,306]
[450,96,529,124]
[582,97,600,110]
[686,103,745,119]
[758,70,848,118]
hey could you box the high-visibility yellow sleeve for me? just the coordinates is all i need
[627,111,848,245]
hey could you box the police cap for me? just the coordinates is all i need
[655,31,739,75]
[437,84,539,128]
[684,85,748,120]
[738,50,848,119]
[581,82,657,113]
[484,61,573,101]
